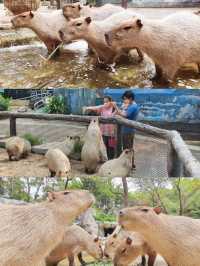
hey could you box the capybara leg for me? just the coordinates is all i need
[68,255,75,266]
[8,155,12,161]
[78,252,86,265]
[197,63,200,73]
[151,64,163,81]
[141,255,146,266]
[136,48,144,62]
[50,170,56,177]
[147,251,157,266]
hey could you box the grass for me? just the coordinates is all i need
[22,133,43,146]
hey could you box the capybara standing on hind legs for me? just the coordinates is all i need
[105,12,200,82]
[0,189,94,266]
[118,206,200,266]
[81,118,107,174]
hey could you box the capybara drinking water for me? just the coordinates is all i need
[45,148,71,178]
[98,149,133,178]
[81,118,107,174]
[105,12,200,81]
[59,11,143,64]
[6,136,31,161]
[46,224,103,266]
[11,10,68,53]
[118,206,200,266]
[62,3,124,21]
[0,189,94,266]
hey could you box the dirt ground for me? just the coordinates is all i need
[0,147,87,177]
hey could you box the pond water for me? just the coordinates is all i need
[0,41,200,89]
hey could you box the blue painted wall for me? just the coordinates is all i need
[104,88,200,123]
[54,88,200,123]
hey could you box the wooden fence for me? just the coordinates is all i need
[0,111,200,177]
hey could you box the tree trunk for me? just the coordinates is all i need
[122,177,128,207]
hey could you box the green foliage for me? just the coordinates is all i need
[73,139,84,154]
[22,133,43,146]
[0,95,11,111]
[45,95,68,114]
[95,209,116,222]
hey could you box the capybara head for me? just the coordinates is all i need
[88,236,104,260]
[118,206,162,232]
[11,11,34,28]
[105,16,143,49]
[113,237,133,266]
[62,3,82,19]
[104,231,121,259]
[120,149,134,160]
[59,16,92,43]
[47,189,95,218]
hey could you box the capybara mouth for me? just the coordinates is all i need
[104,33,112,46]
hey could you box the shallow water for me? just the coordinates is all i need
[0,41,200,89]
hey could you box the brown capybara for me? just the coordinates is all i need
[105,12,200,81]
[6,136,31,161]
[0,190,94,266]
[118,206,200,266]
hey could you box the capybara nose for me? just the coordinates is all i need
[119,210,124,216]
[59,30,64,40]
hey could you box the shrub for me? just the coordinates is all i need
[23,133,43,146]
[0,95,11,111]
[45,95,68,114]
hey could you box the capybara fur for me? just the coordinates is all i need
[81,118,107,174]
[105,12,200,81]
[59,11,143,64]
[46,224,103,266]
[118,206,200,266]
[98,149,133,178]
[6,136,31,161]
[45,148,71,178]
[11,10,68,54]
[62,3,124,21]
[0,189,94,266]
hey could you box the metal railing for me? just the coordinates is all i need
[0,111,200,177]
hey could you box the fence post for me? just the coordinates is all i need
[167,142,183,177]
[116,124,122,157]
[10,116,17,136]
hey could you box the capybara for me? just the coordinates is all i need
[98,149,133,178]
[46,224,103,266]
[118,206,200,266]
[105,12,200,81]
[59,11,143,64]
[81,118,107,174]
[45,148,71,178]
[78,208,99,236]
[11,10,68,53]
[104,226,156,266]
[113,234,157,266]
[62,3,124,21]
[0,189,94,266]
[6,136,31,161]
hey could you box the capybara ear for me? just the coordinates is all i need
[126,237,132,245]
[78,4,82,10]
[47,191,56,201]
[113,233,117,238]
[29,11,34,18]
[94,236,99,242]
[85,17,92,24]
[136,19,143,28]
[153,206,162,215]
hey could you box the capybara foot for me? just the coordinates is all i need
[50,171,56,177]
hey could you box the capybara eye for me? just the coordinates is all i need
[121,248,126,254]
[141,208,149,212]
[124,26,132,31]
[76,23,82,26]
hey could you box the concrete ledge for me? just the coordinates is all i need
[129,0,200,7]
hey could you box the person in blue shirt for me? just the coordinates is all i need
[112,90,140,169]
